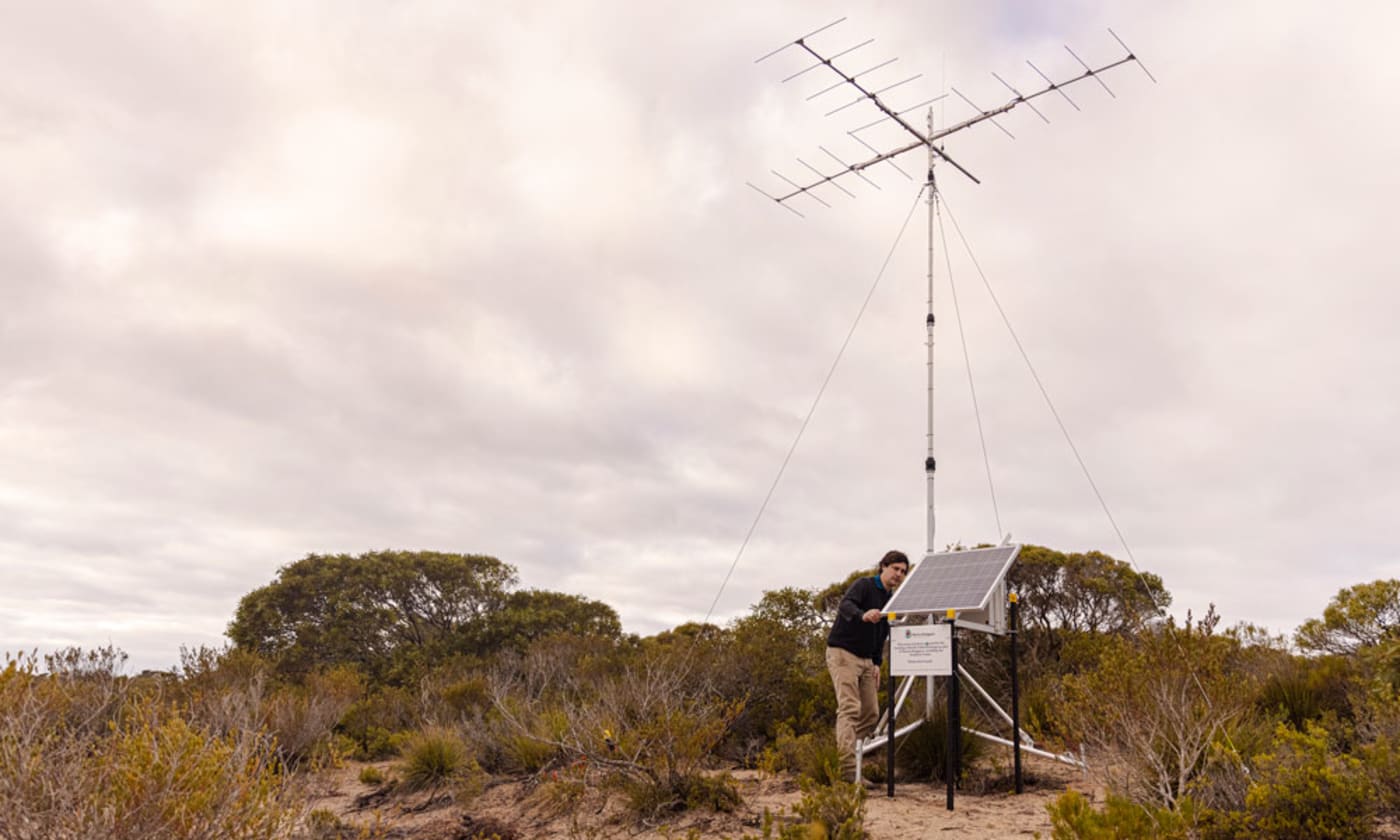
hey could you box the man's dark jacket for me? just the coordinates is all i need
[826,576,893,665]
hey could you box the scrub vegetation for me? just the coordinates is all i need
[2,548,1397,839]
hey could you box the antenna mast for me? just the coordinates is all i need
[750,20,1154,554]
[924,111,937,554]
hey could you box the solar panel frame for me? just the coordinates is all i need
[883,545,1020,618]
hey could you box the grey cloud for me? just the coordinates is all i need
[2,1,1399,671]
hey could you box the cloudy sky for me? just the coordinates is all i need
[3,1,1397,672]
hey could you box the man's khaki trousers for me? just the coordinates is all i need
[826,645,880,781]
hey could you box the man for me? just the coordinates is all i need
[825,549,909,783]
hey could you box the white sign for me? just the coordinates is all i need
[890,624,952,676]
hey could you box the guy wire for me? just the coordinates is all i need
[938,193,1237,756]
[701,184,929,627]
[935,191,1002,538]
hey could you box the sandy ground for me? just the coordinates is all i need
[305,756,1088,839]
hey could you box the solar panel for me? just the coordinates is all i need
[883,545,1020,619]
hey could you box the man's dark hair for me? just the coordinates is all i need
[880,550,909,570]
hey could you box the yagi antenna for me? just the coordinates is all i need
[746,19,1155,211]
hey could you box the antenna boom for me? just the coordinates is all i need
[757,43,1141,207]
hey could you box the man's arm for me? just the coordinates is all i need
[837,579,868,621]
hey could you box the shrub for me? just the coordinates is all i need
[1360,733,1400,814]
[420,673,491,724]
[531,775,588,818]
[1046,790,1189,840]
[685,772,742,812]
[305,808,347,840]
[178,646,363,766]
[400,728,474,790]
[1255,655,1353,732]
[177,645,270,737]
[756,724,842,785]
[345,726,412,761]
[1059,613,1254,808]
[264,665,364,765]
[0,649,306,840]
[358,765,385,785]
[1355,678,1400,815]
[505,729,565,774]
[98,713,293,836]
[721,610,834,753]
[621,771,740,817]
[717,781,866,840]
[479,701,569,774]
[490,641,746,816]
[457,814,519,840]
[789,778,866,840]
[337,685,418,760]
[1241,724,1374,840]
[894,709,985,784]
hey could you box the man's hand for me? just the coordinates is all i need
[862,608,883,623]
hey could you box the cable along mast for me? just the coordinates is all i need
[748,17,1154,799]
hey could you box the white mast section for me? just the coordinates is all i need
[925,110,937,555]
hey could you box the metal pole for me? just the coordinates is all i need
[1010,593,1023,793]
[925,109,937,556]
[951,614,961,794]
[945,609,956,811]
[886,668,896,798]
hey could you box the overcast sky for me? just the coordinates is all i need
[3,1,1398,672]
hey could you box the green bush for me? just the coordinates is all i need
[483,704,567,774]
[337,686,418,760]
[264,666,364,765]
[505,731,564,774]
[1356,680,1400,815]
[531,776,588,818]
[305,808,348,840]
[1360,733,1400,814]
[684,772,742,812]
[178,647,362,767]
[1046,790,1189,840]
[1059,616,1254,808]
[621,772,743,818]
[627,772,744,817]
[358,765,385,785]
[894,710,985,784]
[789,778,866,840]
[621,777,682,817]
[756,724,842,786]
[337,725,414,762]
[728,781,865,840]
[400,728,473,790]
[1241,724,1373,840]
[0,649,306,840]
[99,712,300,838]
[1255,656,1353,732]
[433,676,491,718]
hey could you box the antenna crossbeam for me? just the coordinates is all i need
[796,41,927,145]
[796,39,979,188]
[762,49,1140,208]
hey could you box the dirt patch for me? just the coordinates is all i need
[308,757,1086,839]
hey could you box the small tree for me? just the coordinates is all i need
[1060,609,1253,808]
[1296,579,1400,656]
[1008,545,1170,673]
